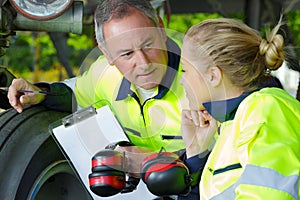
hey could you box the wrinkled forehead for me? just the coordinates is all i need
[102,8,157,41]
[104,27,164,56]
[105,27,161,43]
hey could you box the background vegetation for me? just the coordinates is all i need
[0,11,299,83]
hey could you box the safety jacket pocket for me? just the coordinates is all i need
[208,163,242,175]
[161,135,183,140]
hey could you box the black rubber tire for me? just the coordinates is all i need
[0,106,92,200]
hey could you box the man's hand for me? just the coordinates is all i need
[181,109,218,158]
[7,78,46,113]
[115,145,153,178]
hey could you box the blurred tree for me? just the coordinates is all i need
[1,11,300,77]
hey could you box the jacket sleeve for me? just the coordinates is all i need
[234,90,300,199]
[36,82,77,113]
[178,151,209,200]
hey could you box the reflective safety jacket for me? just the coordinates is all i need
[74,39,188,152]
[200,88,300,199]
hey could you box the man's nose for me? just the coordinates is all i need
[135,49,150,66]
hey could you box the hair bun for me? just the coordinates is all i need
[259,39,269,56]
[259,34,284,70]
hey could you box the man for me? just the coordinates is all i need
[7,0,205,198]
[9,0,188,170]
[9,0,188,151]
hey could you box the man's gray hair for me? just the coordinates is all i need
[94,0,159,47]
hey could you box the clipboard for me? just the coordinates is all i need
[50,105,157,200]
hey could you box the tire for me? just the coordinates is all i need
[0,106,92,200]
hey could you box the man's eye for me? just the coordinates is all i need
[121,51,132,57]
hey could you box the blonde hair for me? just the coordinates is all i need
[184,18,285,90]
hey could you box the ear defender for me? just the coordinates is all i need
[140,151,192,196]
[88,141,140,197]
[88,149,127,197]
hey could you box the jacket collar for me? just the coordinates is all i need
[203,92,251,123]
[203,76,283,122]
[116,37,181,101]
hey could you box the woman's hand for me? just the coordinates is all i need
[181,109,218,158]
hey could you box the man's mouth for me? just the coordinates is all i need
[138,69,155,77]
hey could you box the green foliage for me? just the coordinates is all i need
[68,33,96,68]
[1,11,300,74]
[1,33,34,72]
[164,13,223,34]
[68,33,95,50]
[163,12,223,45]
[1,32,95,73]
[286,11,300,55]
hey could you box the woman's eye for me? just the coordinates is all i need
[181,69,186,73]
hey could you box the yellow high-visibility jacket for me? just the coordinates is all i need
[75,39,188,152]
[201,87,300,199]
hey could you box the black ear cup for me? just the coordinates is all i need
[140,152,191,196]
[88,149,127,197]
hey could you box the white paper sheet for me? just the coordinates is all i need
[52,105,157,200]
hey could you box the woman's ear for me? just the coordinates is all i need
[207,66,222,87]
[98,44,114,65]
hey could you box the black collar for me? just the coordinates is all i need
[203,76,283,122]
[203,92,251,123]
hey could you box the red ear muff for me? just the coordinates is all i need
[140,152,179,182]
[88,147,140,197]
[89,149,127,197]
[140,151,191,196]
[89,170,126,197]
[91,149,126,172]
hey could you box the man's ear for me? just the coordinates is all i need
[207,66,222,87]
[98,44,114,65]
[157,16,167,42]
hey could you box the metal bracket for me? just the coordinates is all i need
[62,106,96,127]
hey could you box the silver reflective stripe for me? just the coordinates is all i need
[211,164,299,200]
[62,77,83,110]
[62,77,77,91]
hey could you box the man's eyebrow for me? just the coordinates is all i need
[115,36,153,55]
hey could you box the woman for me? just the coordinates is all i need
[180,18,300,199]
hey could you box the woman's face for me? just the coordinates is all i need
[180,42,212,110]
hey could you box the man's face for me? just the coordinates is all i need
[101,8,168,90]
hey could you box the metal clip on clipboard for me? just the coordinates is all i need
[62,106,97,127]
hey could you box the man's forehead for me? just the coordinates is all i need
[102,8,157,40]
[104,28,158,55]
[106,27,159,40]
